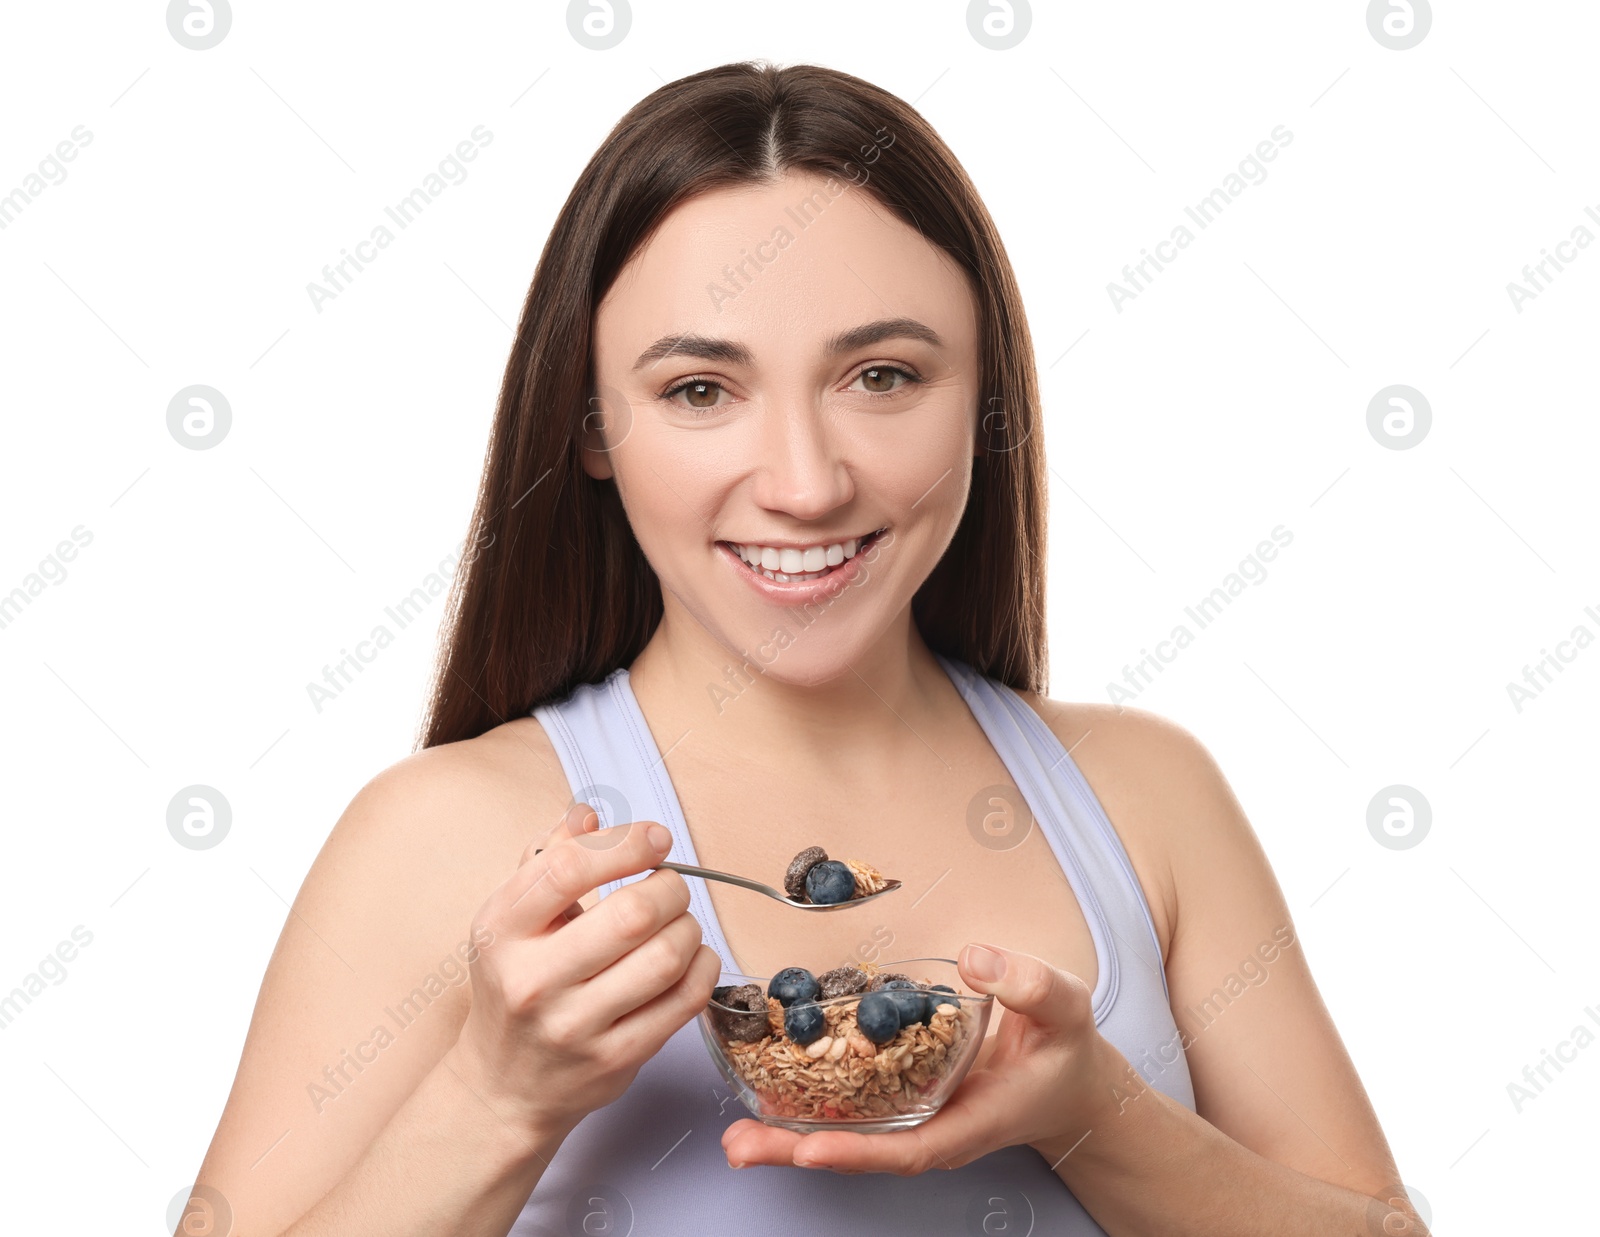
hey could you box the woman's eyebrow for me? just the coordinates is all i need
[630,317,944,371]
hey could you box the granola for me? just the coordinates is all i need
[844,857,891,897]
[709,962,976,1122]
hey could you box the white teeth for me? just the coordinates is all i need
[732,531,882,580]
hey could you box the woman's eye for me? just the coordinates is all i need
[662,379,727,411]
[851,366,919,396]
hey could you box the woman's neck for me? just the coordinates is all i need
[625,605,951,771]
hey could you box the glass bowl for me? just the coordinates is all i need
[699,956,993,1133]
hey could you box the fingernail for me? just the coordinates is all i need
[964,943,1006,982]
[646,823,673,854]
[796,1158,830,1169]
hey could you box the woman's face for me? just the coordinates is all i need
[586,169,981,685]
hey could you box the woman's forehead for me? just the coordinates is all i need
[596,173,976,363]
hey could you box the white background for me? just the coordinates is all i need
[1,1,1595,1232]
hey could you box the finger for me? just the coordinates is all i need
[563,908,705,1032]
[540,867,693,987]
[721,1124,906,1173]
[790,1126,951,1175]
[486,816,673,935]
[519,802,599,868]
[722,1086,993,1173]
[721,1120,802,1168]
[603,942,723,1059]
[521,806,595,921]
[957,943,1093,1033]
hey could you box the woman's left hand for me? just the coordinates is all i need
[720,943,1124,1175]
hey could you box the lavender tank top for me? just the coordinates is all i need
[513,653,1194,1235]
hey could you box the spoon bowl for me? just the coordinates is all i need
[656,860,903,910]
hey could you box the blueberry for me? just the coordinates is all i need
[784,1000,826,1045]
[881,979,932,1026]
[768,966,821,1007]
[856,990,902,1044]
[804,859,856,904]
[928,983,960,1008]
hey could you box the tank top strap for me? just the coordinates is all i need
[934,653,1171,1014]
[530,670,740,972]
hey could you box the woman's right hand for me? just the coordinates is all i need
[446,803,722,1144]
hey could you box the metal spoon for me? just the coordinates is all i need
[532,851,902,910]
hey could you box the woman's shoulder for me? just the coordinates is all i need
[367,713,576,860]
[1007,690,1244,968]
[321,715,583,930]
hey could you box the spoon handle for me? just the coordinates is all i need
[654,859,784,900]
[531,850,785,902]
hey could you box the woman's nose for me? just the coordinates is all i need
[750,397,854,520]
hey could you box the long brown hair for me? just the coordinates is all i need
[419,59,1046,750]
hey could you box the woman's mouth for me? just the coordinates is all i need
[718,527,889,583]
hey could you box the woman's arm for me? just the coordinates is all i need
[1040,705,1429,1236]
[181,728,586,1236]
[271,1042,564,1236]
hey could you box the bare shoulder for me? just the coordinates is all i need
[190,713,579,1234]
[1009,690,1246,968]
[312,714,579,927]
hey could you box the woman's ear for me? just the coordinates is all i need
[579,385,628,480]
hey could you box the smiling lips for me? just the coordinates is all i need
[722,528,886,582]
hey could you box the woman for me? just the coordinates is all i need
[187,61,1425,1236]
